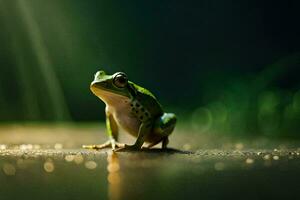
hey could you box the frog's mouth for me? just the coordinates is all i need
[90,82,111,96]
[90,82,130,104]
[90,81,108,91]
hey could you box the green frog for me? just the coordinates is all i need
[83,70,177,151]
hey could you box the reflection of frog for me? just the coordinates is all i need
[83,71,176,151]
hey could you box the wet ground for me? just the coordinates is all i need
[1,124,300,200]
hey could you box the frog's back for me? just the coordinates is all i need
[130,82,164,118]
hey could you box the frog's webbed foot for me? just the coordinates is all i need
[82,139,125,150]
[114,144,141,152]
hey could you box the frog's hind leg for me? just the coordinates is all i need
[154,113,177,137]
[148,113,176,149]
[162,137,169,149]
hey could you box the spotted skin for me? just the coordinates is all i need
[130,100,152,123]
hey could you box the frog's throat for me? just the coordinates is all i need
[91,87,130,106]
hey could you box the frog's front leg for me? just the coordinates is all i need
[83,111,125,150]
[115,121,152,151]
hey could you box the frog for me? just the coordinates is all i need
[82,70,177,151]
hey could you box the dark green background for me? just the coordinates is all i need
[1,0,300,136]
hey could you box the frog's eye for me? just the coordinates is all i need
[113,73,128,88]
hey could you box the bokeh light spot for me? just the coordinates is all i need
[3,163,16,176]
[54,143,63,150]
[273,155,279,160]
[65,155,75,162]
[44,160,55,173]
[74,153,84,164]
[245,158,254,164]
[214,162,225,171]
[85,161,97,170]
